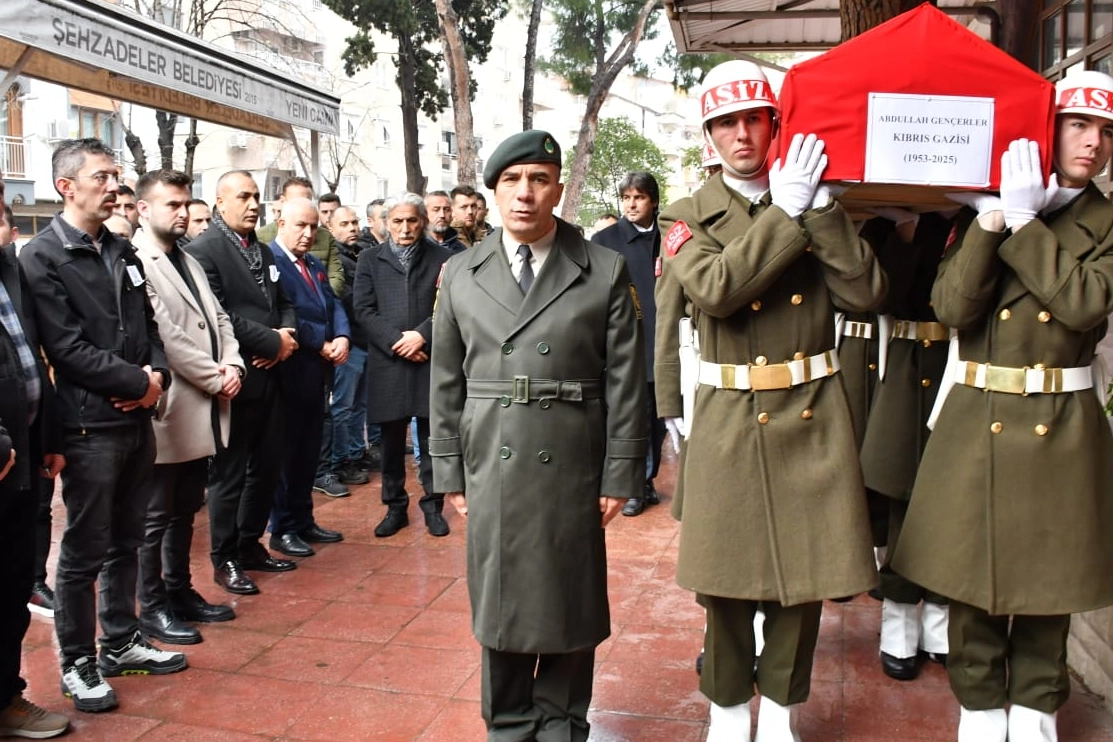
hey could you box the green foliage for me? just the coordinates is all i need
[564,116,670,225]
[659,46,799,91]
[325,0,507,118]
[539,0,660,96]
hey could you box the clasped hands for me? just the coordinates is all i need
[393,330,427,363]
[111,364,164,412]
[252,327,299,370]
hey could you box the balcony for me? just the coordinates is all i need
[0,135,27,178]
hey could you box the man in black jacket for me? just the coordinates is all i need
[0,188,70,738]
[20,139,184,713]
[185,170,299,596]
[592,172,665,517]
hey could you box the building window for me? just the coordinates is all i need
[376,177,388,199]
[340,174,357,205]
[75,108,116,145]
[1041,0,1113,79]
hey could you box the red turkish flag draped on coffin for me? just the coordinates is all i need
[777,3,1055,214]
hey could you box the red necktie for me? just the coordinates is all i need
[297,258,318,295]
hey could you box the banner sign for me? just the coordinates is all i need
[0,0,339,134]
[864,92,995,187]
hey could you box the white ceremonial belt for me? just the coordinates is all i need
[698,350,840,392]
[891,319,949,345]
[953,360,1093,395]
[842,320,874,339]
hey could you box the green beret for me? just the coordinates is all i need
[482,130,562,189]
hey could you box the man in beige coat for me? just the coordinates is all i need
[893,71,1113,742]
[134,170,244,645]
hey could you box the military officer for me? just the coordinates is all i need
[657,60,883,742]
[858,210,954,681]
[893,71,1113,742]
[430,130,647,742]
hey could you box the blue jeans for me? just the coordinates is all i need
[330,346,368,467]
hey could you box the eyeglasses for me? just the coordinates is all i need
[70,172,120,185]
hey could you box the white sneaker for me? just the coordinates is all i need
[1008,704,1058,742]
[97,632,187,677]
[708,701,752,742]
[957,706,1006,742]
[60,657,117,713]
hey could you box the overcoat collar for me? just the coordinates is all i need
[688,173,767,246]
[133,230,204,316]
[466,218,588,338]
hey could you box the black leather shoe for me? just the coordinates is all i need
[168,588,235,623]
[644,482,661,505]
[336,463,370,485]
[299,524,344,543]
[695,650,704,676]
[621,497,645,517]
[270,533,315,557]
[374,508,409,538]
[868,587,884,601]
[140,606,202,645]
[880,651,921,680]
[358,445,381,472]
[424,512,450,537]
[924,651,948,666]
[214,560,259,595]
[238,542,298,572]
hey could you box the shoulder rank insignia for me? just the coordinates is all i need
[664,220,693,257]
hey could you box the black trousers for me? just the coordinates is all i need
[55,424,156,665]
[698,594,822,707]
[378,417,440,514]
[0,483,35,700]
[138,458,208,612]
[271,367,327,535]
[208,379,284,567]
[481,647,595,742]
[31,475,54,584]
[644,382,667,484]
[947,601,1071,713]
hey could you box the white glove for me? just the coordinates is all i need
[810,182,848,210]
[665,417,686,452]
[769,133,828,219]
[946,192,1003,216]
[868,206,920,227]
[1000,138,1049,231]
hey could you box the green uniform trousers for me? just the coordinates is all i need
[698,594,822,707]
[947,601,1071,714]
[880,498,948,606]
[481,647,594,742]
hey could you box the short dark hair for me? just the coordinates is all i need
[187,198,209,209]
[116,184,136,198]
[280,176,314,197]
[318,192,341,207]
[51,138,116,184]
[476,192,487,206]
[617,172,660,205]
[2,203,13,228]
[598,212,619,221]
[450,184,477,200]
[135,170,192,201]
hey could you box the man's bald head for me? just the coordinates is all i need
[330,205,360,246]
[278,197,319,257]
[215,170,260,235]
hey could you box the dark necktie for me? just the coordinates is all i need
[297,257,318,296]
[517,244,534,294]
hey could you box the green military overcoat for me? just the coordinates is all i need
[656,175,883,606]
[430,219,647,653]
[893,186,1113,615]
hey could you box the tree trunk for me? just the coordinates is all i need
[435,0,477,186]
[122,126,147,175]
[559,0,656,223]
[522,0,543,130]
[397,34,427,194]
[996,0,1039,69]
[839,0,930,41]
[183,118,199,178]
[155,110,178,170]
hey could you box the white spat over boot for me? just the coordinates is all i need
[707,701,752,742]
[957,707,1007,742]
[919,602,949,662]
[1008,704,1058,742]
[754,696,801,742]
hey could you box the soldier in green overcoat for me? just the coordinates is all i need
[656,60,883,742]
[892,71,1113,742]
[429,131,647,742]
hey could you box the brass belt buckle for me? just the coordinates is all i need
[512,375,530,403]
[984,365,1026,395]
[750,363,793,391]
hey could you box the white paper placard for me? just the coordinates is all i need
[864,93,995,187]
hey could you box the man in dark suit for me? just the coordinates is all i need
[266,198,348,557]
[353,193,452,538]
[430,130,647,742]
[185,170,299,595]
[591,171,666,517]
[0,187,70,737]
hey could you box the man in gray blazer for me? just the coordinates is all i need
[430,131,647,742]
[133,170,244,645]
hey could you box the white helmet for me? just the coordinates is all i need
[698,60,778,128]
[700,134,721,169]
[1056,70,1113,122]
